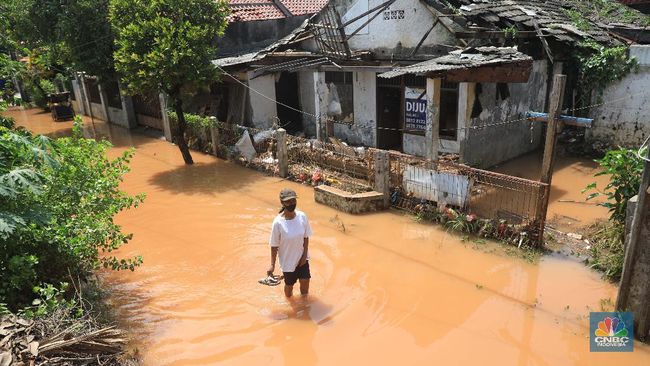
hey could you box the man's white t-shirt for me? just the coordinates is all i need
[269,210,312,272]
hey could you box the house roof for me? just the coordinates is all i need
[379,46,532,79]
[440,0,649,44]
[214,19,314,67]
[228,0,328,22]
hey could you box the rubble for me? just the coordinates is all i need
[0,309,136,366]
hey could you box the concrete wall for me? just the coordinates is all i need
[403,133,426,156]
[460,60,548,168]
[298,70,320,137]
[622,194,650,341]
[107,106,129,127]
[247,72,278,129]
[89,102,107,121]
[331,71,377,146]
[338,0,457,57]
[586,45,650,147]
[71,80,84,115]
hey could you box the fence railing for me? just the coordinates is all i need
[387,151,547,232]
[178,121,546,241]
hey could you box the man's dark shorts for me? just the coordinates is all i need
[283,261,311,286]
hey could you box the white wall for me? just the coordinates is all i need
[403,133,426,156]
[586,45,650,147]
[247,72,277,129]
[340,0,456,55]
[331,71,377,146]
[107,106,130,128]
[71,80,85,115]
[298,70,319,137]
[460,60,548,168]
[90,102,107,121]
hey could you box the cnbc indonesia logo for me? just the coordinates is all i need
[590,312,633,352]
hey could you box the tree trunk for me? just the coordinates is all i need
[172,97,194,165]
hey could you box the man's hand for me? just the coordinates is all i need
[267,265,275,276]
[298,257,307,267]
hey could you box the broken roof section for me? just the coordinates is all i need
[228,0,329,22]
[379,46,532,82]
[213,19,317,68]
[441,0,649,44]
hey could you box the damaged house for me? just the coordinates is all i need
[212,0,649,168]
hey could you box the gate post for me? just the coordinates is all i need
[277,128,288,178]
[209,117,220,156]
[159,93,172,142]
[374,150,391,208]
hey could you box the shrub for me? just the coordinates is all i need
[0,115,144,311]
[584,147,644,225]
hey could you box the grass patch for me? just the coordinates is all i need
[585,220,625,281]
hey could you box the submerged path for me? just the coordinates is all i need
[8,107,650,365]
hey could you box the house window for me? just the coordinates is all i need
[325,71,354,124]
[440,81,458,140]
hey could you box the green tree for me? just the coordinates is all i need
[57,0,116,80]
[109,0,229,164]
[0,112,143,311]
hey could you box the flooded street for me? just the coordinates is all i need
[495,152,611,232]
[7,107,650,365]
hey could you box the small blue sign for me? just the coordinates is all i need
[404,87,426,131]
[589,312,634,352]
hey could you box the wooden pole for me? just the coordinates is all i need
[536,74,566,243]
[209,117,220,157]
[374,150,391,208]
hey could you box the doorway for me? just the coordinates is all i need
[439,81,459,140]
[377,86,402,150]
[275,72,302,134]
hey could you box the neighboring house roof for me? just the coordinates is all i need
[440,0,648,44]
[228,0,328,22]
[214,19,315,67]
[618,0,650,4]
[379,47,532,79]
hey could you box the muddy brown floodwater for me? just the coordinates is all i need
[7,107,650,365]
[494,152,611,233]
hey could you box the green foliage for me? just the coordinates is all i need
[109,0,230,97]
[0,54,25,104]
[167,111,219,153]
[569,0,650,27]
[168,111,217,129]
[0,116,144,311]
[576,41,637,102]
[20,282,77,318]
[586,221,625,281]
[583,147,644,225]
[562,8,592,31]
[503,26,518,39]
[56,0,116,80]
[24,78,56,109]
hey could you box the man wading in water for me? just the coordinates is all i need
[268,188,312,297]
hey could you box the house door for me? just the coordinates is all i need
[275,72,302,134]
[377,86,402,151]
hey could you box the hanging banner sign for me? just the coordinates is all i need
[405,87,426,131]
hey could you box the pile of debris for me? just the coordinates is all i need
[0,309,136,366]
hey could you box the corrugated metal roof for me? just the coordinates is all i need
[379,47,532,78]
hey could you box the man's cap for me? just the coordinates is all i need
[279,188,297,201]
